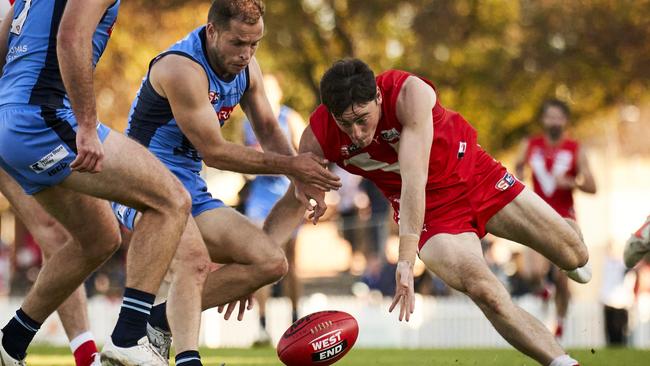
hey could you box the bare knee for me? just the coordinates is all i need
[557,236,589,270]
[259,247,289,284]
[166,181,192,219]
[33,217,71,259]
[172,250,211,286]
[464,279,510,318]
[84,227,121,264]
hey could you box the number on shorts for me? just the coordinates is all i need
[11,0,32,36]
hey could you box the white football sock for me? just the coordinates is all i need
[549,354,579,366]
[564,261,592,284]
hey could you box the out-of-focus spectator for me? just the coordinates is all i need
[600,242,636,346]
[0,238,10,297]
[360,179,390,261]
[11,219,42,295]
[331,165,365,273]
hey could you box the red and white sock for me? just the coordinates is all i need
[70,332,98,366]
[549,354,579,366]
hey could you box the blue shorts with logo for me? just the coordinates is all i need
[112,163,225,230]
[0,104,111,195]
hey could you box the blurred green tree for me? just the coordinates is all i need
[95,0,650,153]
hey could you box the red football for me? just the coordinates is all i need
[277,310,359,366]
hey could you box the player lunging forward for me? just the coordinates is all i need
[268,59,591,366]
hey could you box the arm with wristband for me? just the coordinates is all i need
[388,76,436,322]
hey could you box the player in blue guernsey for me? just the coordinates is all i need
[109,1,340,362]
[0,1,191,365]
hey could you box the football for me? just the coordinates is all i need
[277,310,359,366]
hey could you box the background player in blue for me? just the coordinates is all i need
[110,0,340,363]
[0,1,192,365]
[241,74,304,346]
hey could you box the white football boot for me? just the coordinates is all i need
[101,336,166,366]
[624,215,650,269]
[0,331,26,366]
[146,324,172,361]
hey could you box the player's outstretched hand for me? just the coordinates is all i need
[388,261,415,322]
[70,126,104,173]
[290,153,341,191]
[294,181,327,224]
[217,294,254,321]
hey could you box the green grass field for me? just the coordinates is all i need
[25,346,650,366]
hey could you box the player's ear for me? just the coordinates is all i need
[375,86,382,104]
[206,22,217,41]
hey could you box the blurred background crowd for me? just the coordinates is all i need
[1,0,650,348]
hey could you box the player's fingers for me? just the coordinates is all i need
[70,153,87,171]
[224,301,237,320]
[237,300,246,321]
[217,305,225,313]
[389,294,401,313]
[247,297,254,310]
[93,155,104,173]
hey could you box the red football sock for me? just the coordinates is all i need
[70,332,98,366]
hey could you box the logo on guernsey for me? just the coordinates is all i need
[217,106,234,123]
[380,128,400,142]
[309,329,347,362]
[209,91,221,104]
[29,145,69,174]
[340,144,361,158]
[495,172,516,191]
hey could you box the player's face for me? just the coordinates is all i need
[334,90,383,148]
[541,106,568,140]
[206,18,264,78]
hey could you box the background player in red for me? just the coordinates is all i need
[514,99,597,338]
[266,58,591,366]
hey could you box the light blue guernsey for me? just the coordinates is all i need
[0,0,119,194]
[127,26,250,173]
[113,26,250,229]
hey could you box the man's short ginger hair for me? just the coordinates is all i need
[208,0,265,30]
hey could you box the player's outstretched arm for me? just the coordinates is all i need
[57,0,114,173]
[576,147,597,194]
[154,55,339,191]
[240,59,340,191]
[388,76,436,322]
[0,5,13,69]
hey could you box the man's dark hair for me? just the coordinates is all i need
[208,0,265,30]
[539,98,571,119]
[320,58,377,118]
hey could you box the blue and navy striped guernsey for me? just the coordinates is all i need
[126,26,250,173]
[0,0,120,109]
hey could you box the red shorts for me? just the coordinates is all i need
[417,147,525,250]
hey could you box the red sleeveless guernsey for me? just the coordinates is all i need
[525,135,579,219]
[310,70,524,249]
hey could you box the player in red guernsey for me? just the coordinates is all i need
[267,59,590,366]
[514,99,597,339]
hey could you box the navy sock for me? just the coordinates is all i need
[259,315,266,329]
[1,308,41,360]
[111,288,155,347]
[149,302,170,332]
[175,350,202,366]
[292,310,299,323]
